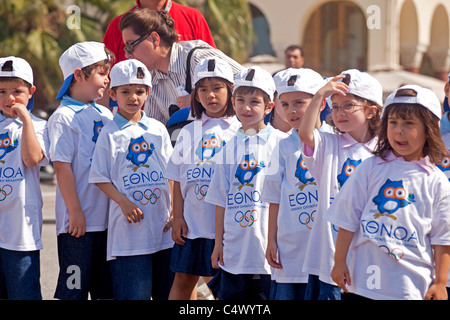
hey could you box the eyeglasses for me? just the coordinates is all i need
[330,103,366,113]
[124,34,149,54]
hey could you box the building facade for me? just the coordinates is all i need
[248,0,450,81]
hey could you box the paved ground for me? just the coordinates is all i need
[38,179,213,300]
[40,180,58,300]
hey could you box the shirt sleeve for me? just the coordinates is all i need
[88,130,112,184]
[205,161,230,208]
[165,125,189,182]
[261,149,284,204]
[159,122,174,169]
[429,179,450,246]
[301,129,325,178]
[48,112,77,163]
[32,116,50,166]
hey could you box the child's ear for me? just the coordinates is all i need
[264,101,275,115]
[29,86,36,96]
[365,105,378,119]
[73,68,84,82]
[108,88,117,101]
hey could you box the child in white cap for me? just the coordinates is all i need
[89,59,174,300]
[328,85,450,300]
[0,56,49,299]
[298,69,383,300]
[261,68,326,300]
[166,57,240,300]
[204,66,288,300]
[48,41,115,300]
[438,74,450,182]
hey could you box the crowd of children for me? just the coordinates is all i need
[0,39,449,300]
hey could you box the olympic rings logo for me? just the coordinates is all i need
[0,184,12,201]
[379,245,404,261]
[194,184,208,201]
[298,210,315,229]
[234,209,259,228]
[132,188,161,205]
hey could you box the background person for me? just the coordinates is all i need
[119,8,242,124]
[103,0,216,67]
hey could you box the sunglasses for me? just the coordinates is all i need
[124,34,149,54]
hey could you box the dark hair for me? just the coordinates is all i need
[373,89,447,164]
[191,77,234,119]
[69,47,115,88]
[119,9,179,45]
[326,93,382,138]
[285,45,304,57]
[0,77,32,89]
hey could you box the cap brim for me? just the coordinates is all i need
[56,74,73,100]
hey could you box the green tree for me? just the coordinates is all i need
[0,0,113,111]
[0,0,254,110]
[179,0,254,64]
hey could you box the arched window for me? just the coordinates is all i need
[302,1,367,76]
[249,4,275,57]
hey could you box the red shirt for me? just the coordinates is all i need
[103,0,216,65]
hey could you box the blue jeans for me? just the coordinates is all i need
[54,231,113,300]
[0,248,41,300]
[270,281,307,300]
[109,248,174,300]
[304,274,342,300]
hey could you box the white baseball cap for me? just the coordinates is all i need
[110,59,152,89]
[193,57,234,86]
[383,84,442,120]
[233,66,275,101]
[274,68,325,96]
[56,41,110,100]
[0,56,35,110]
[336,69,383,106]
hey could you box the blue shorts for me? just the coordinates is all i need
[109,248,174,300]
[170,238,217,277]
[0,248,41,300]
[304,274,342,300]
[207,269,271,300]
[269,281,307,300]
[54,231,113,300]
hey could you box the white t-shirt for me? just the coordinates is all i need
[48,96,113,235]
[0,113,49,251]
[205,124,288,275]
[301,129,377,285]
[89,112,174,260]
[261,130,318,283]
[166,114,240,239]
[438,131,450,288]
[437,131,450,182]
[325,153,450,300]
